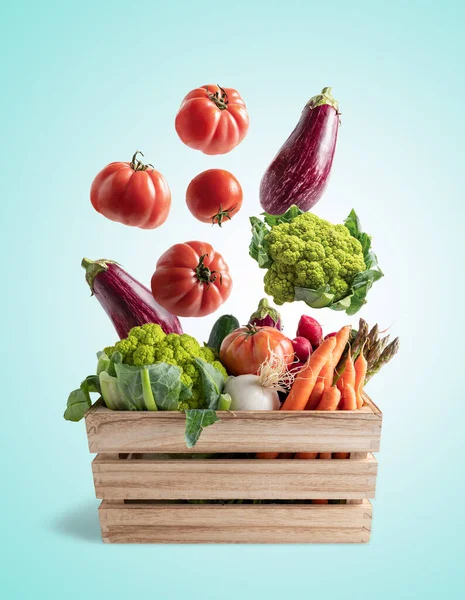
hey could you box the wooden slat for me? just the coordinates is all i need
[86,400,382,454]
[92,454,377,500]
[99,500,372,544]
[347,452,370,504]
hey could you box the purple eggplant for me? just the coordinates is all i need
[82,258,183,338]
[248,298,282,330]
[260,87,340,214]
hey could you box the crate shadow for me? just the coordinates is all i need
[51,503,101,543]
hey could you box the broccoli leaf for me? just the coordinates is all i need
[107,351,123,377]
[249,216,273,268]
[194,358,225,409]
[344,268,384,315]
[96,351,111,375]
[294,285,335,308]
[64,374,100,422]
[263,205,304,227]
[64,388,91,422]
[83,374,101,394]
[340,208,384,314]
[115,362,190,411]
[99,371,132,410]
[184,409,219,448]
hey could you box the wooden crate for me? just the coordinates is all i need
[85,396,382,544]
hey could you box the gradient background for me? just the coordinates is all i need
[1,0,464,598]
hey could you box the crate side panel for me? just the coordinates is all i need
[86,407,381,454]
[99,501,372,544]
[92,455,377,500]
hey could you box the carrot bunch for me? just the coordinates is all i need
[256,325,368,460]
[284,325,367,413]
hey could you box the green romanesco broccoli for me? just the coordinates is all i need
[263,212,366,305]
[103,323,227,409]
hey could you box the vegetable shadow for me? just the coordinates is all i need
[51,503,102,543]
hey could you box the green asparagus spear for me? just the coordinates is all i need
[365,337,400,382]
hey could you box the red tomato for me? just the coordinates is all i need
[151,241,232,317]
[175,85,249,155]
[90,151,171,229]
[219,326,294,376]
[186,169,243,226]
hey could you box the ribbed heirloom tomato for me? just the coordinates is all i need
[175,85,249,155]
[151,241,232,317]
[219,325,294,376]
[186,169,243,226]
[90,151,171,229]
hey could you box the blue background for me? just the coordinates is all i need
[2,0,464,598]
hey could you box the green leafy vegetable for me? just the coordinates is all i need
[64,388,91,422]
[65,332,229,448]
[249,206,383,315]
[249,217,272,268]
[184,409,220,448]
[99,371,131,410]
[115,362,191,411]
[194,358,225,409]
[96,351,111,375]
[64,375,100,422]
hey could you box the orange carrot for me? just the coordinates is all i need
[319,453,332,459]
[312,499,328,504]
[320,358,334,386]
[333,452,350,459]
[341,383,357,410]
[341,350,356,388]
[256,452,279,459]
[281,336,337,411]
[354,348,368,409]
[316,385,341,411]
[332,325,352,369]
[295,452,318,459]
[305,380,325,410]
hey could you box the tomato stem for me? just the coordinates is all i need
[245,323,258,336]
[195,254,223,287]
[205,85,229,110]
[212,204,237,227]
[130,150,154,172]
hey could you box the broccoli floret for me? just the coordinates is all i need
[100,326,226,410]
[132,344,156,366]
[199,346,216,362]
[113,335,139,364]
[259,212,367,306]
[129,323,166,346]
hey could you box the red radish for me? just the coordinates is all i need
[260,87,340,214]
[324,332,337,340]
[292,336,312,362]
[296,315,323,349]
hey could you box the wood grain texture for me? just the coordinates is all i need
[99,500,372,544]
[347,452,370,504]
[85,395,382,454]
[92,453,378,500]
